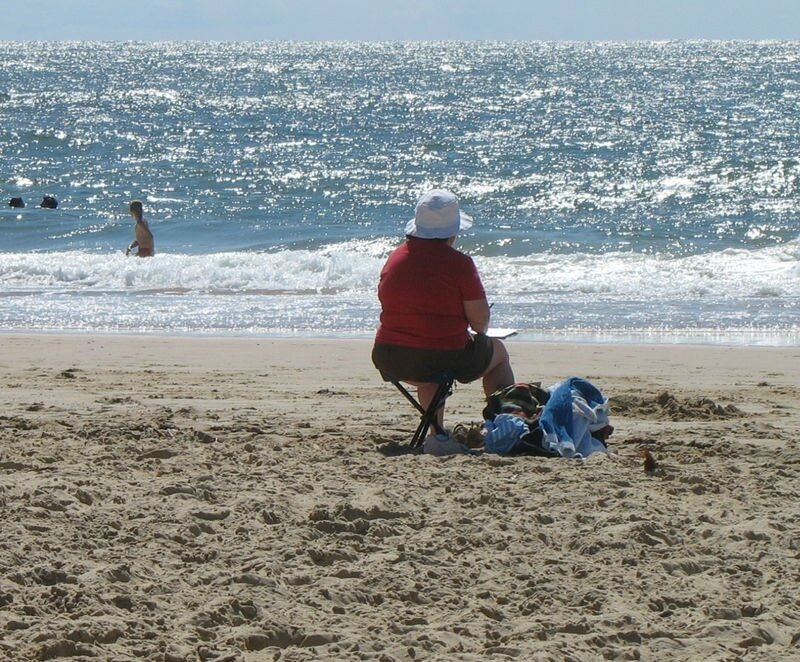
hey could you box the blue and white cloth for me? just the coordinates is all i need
[483,414,529,454]
[538,377,610,459]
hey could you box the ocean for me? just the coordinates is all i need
[1,41,798,344]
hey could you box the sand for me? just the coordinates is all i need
[0,334,799,661]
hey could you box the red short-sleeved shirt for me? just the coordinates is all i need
[374,237,486,350]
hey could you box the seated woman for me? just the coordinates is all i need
[372,189,515,455]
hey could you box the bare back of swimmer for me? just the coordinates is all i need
[126,200,154,257]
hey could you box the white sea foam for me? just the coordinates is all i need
[0,248,383,294]
[0,242,796,341]
[478,240,800,301]
[0,240,796,302]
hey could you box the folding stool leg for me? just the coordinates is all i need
[409,379,452,448]
[387,374,454,449]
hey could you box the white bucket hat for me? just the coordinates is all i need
[405,189,473,239]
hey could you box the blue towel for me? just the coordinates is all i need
[538,377,609,459]
[484,414,529,454]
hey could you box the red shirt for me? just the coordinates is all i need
[375,238,486,350]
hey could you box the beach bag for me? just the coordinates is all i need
[482,382,549,423]
[482,383,558,456]
[483,378,612,458]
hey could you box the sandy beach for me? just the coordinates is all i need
[1,333,799,661]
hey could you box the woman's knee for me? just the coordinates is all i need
[486,338,509,372]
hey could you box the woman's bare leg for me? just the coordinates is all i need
[481,338,514,396]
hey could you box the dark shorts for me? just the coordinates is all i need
[372,333,494,385]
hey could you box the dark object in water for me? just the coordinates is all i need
[9,197,25,208]
[40,195,58,209]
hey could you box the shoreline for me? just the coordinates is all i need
[1,326,799,349]
[2,330,800,372]
[1,333,799,659]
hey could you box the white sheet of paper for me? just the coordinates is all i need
[486,328,518,339]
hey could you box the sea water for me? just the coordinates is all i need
[1,41,798,344]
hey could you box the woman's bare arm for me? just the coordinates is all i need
[463,298,490,334]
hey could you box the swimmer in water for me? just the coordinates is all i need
[126,200,154,257]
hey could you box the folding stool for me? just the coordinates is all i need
[382,370,455,449]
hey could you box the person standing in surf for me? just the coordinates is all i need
[126,200,155,257]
